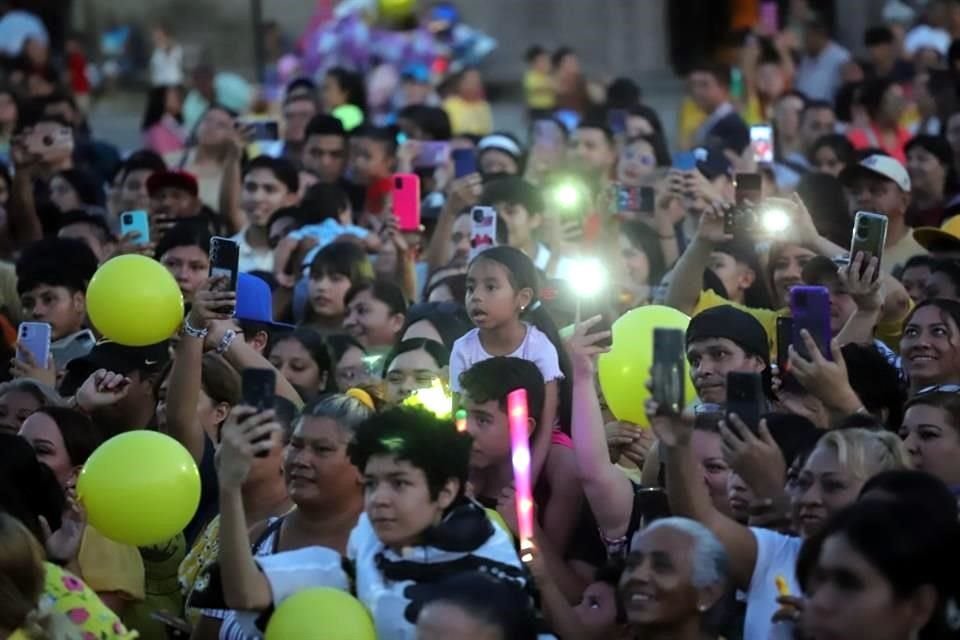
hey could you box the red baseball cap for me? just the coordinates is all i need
[146,170,199,197]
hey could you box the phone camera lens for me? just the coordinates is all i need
[472,208,484,223]
[395,177,403,189]
[42,135,53,146]
[21,327,27,336]
[122,214,132,224]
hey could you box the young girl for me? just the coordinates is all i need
[301,241,374,332]
[450,245,570,482]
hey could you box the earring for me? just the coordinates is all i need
[697,603,707,612]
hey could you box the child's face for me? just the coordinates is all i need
[351,138,393,185]
[462,393,511,471]
[20,284,85,340]
[307,270,351,319]
[573,581,620,633]
[343,289,402,348]
[363,454,454,549]
[532,53,551,73]
[465,258,531,330]
[617,139,657,186]
[496,200,540,251]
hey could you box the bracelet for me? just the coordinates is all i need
[182,318,209,339]
[66,395,89,414]
[216,329,238,355]
[658,234,676,240]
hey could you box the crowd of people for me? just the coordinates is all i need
[1,0,960,639]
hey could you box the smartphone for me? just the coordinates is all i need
[726,371,764,434]
[26,124,73,157]
[850,211,888,280]
[760,1,779,33]
[612,184,655,214]
[469,205,497,260]
[750,124,775,164]
[392,173,421,232]
[240,119,280,141]
[452,148,477,178]
[652,328,686,415]
[119,210,150,246]
[413,141,451,168]
[672,151,697,172]
[208,236,240,315]
[242,368,276,411]
[608,109,628,136]
[727,172,763,234]
[17,322,51,366]
[790,285,832,361]
[775,316,801,391]
[634,487,671,529]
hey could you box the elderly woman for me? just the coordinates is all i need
[620,517,729,640]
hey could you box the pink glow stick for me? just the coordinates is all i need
[507,388,535,559]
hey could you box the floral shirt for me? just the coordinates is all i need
[10,562,138,639]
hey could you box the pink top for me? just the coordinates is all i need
[143,117,186,156]
[847,124,910,164]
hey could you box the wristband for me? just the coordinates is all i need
[216,329,238,355]
[182,318,209,339]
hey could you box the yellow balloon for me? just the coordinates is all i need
[597,305,696,427]
[86,255,184,346]
[332,104,364,131]
[77,431,200,547]
[266,588,376,640]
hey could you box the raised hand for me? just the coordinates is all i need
[565,315,611,380]
[76,369,131,412]
[186,276,236,331]
[10,346,56,387]
[215,406,281,491]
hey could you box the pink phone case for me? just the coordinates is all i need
[392,174,421,232]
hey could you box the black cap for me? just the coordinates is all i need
[65,339,169,377]
[801,255,846,285]
[686,305,770,363]
[481,176,545,214]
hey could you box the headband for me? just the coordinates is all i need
[477,134,523,160]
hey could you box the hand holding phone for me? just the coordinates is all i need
[725,371,764,434]
[16,322,51,368]
[469,206,497,260]
[452,148,477,178]
[119,210,150,246]
[209,237,240,315]
[790,286,832,361]
[849,211,887,281]
[242,368,277,458]
[750,125,774,164]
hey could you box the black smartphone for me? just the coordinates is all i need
[209,236,240,315]
[634,487,671,528]
[727,172,762,235]
[725,371,764,434]
[790,285,832,361]
[242,368,276,458]
[849,211,888,281]
[775,316,802,392]
[652,328,686,415]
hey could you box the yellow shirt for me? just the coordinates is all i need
[524,70,555,110]
[885,230,928,275]
[78,525,145,601]
[11,562,138,639]
[443,96,494,137]
[178,516,221,626]
[678,97,707,150]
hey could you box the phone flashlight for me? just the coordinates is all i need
[759,206,791,234]
[567,257,607,298]
[546,176,589,215]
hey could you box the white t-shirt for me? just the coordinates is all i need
[744,527,803,640]
[449,324,563,393]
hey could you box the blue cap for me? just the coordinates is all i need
[235,273,294,330]
[401,63,430,84]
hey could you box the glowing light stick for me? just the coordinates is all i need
[455,409,467,433]
[507,388,535,561]
[775,574,791,597]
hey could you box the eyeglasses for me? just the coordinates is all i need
[915,384,960,396]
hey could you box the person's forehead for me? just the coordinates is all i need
[631,526,693,557]
[365,453,422,475]
[243,167,282,185]
[308,134,346,148]
[687,336,742,353]
[461,392,501,413]
[156,185,192,198]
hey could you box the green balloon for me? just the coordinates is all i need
[333,104,364,131]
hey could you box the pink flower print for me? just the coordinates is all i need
[66,608,90,624]
[83,633,97,640]
[61,574,84,592]
[113,621,128,633]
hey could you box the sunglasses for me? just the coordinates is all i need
[915,384,960,395]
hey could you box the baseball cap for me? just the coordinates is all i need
[686,305,770,364]
[481,176,545,214]
[913,215,960,253]
[147,170,199,198]
[235,273,294,330]
[61,338,170,395]
[839,154,911,193]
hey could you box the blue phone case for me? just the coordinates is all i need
[120,210,150,245]
[673,151,697,171]
[790,286,832,361]
[452,149,477,178]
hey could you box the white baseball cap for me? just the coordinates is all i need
[840,154,911,193]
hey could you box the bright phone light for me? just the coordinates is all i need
[760,207,791,234]
[455,409,467,433]
[567,257,607,298]
[507,388,535,559]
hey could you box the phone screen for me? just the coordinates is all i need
[735,173,762,206]
[750,125,774,164]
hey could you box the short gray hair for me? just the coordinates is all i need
[634,517,729,588]
[295,393,374,435]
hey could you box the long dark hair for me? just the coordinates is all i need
[141,85,182,131]
[468,246,573,430]
[327,67,368,114]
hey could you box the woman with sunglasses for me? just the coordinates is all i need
[899,387,960,493]
[899,299,960,395]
